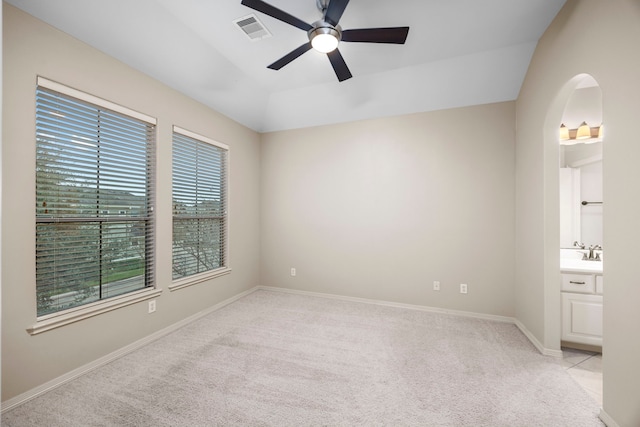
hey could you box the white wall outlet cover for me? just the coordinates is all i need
[433,281,440,291]
[460,284,468,294]
[290,267,296,276]
[148,300,156,313]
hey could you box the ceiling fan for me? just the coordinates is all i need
[240,0,410,82]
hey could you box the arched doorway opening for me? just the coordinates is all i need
[543,73,604,403]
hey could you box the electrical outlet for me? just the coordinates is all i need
[433,281,440,291]
[290,267,296,277]
[148,300,156,313]
[460,284,468,294]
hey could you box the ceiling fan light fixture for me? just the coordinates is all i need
[309,25,340,53]
[241,0,409,82]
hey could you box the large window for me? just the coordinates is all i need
[172,127,228,282]
[35,78,156,317]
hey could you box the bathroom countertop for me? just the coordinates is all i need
[560,259,603,274]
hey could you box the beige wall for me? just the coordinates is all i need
[1,4,261,401]
[516,0,640,425]
[260,102,516,316]
[6,1,640,425]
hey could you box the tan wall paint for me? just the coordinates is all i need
[7,0,639,424]
[1,4,261,401]
[516,0,640,425]
[260,102,516,316]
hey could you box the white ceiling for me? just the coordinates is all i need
[6,0,566,132]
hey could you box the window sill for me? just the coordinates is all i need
[169,267,232,292]
[27,288,163,335]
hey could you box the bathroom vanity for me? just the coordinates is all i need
[560,259,603,347]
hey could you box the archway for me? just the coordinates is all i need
[542,73,604,354]
[543,74,603,355]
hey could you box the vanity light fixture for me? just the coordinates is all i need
[558,122,603,144]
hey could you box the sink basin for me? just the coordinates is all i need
[560,258,603,273]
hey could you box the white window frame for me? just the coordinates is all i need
[29,77,160,335]
[169,126,231,291]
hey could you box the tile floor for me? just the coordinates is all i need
[562,347,603,406]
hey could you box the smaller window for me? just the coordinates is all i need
[172,126,229,283]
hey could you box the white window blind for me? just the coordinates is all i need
[172,127,228,281]
[35,78,156,317]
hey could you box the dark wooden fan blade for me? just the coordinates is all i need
[342,27,410,44]
[324,0,350,26]
[241,0,313,31]
[267,42,313,70]
[327,49,352,82]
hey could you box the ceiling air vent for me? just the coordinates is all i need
[233,14,272,41]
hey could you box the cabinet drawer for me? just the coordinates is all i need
[561,273,595,293]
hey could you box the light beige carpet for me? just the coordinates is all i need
[2,289,604,426]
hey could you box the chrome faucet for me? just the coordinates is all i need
[573,241,602,261]
[589,245,602,261]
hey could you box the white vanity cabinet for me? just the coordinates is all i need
[561,272,603,347]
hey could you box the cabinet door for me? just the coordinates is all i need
[562,292,603,346]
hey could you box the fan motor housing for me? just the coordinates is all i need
[308,21,342,43]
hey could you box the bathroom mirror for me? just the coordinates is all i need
[559,79,603,249]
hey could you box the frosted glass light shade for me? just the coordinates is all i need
[559,124,570,141]
[576,121,591,139]
[312,33,339,53]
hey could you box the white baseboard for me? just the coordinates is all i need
[514,319,564,358]
[257,286,515,323]
[258,286,563,357]
[1,287,258,413]
[599,409,621,427]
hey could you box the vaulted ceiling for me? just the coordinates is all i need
[6,0,566,132]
